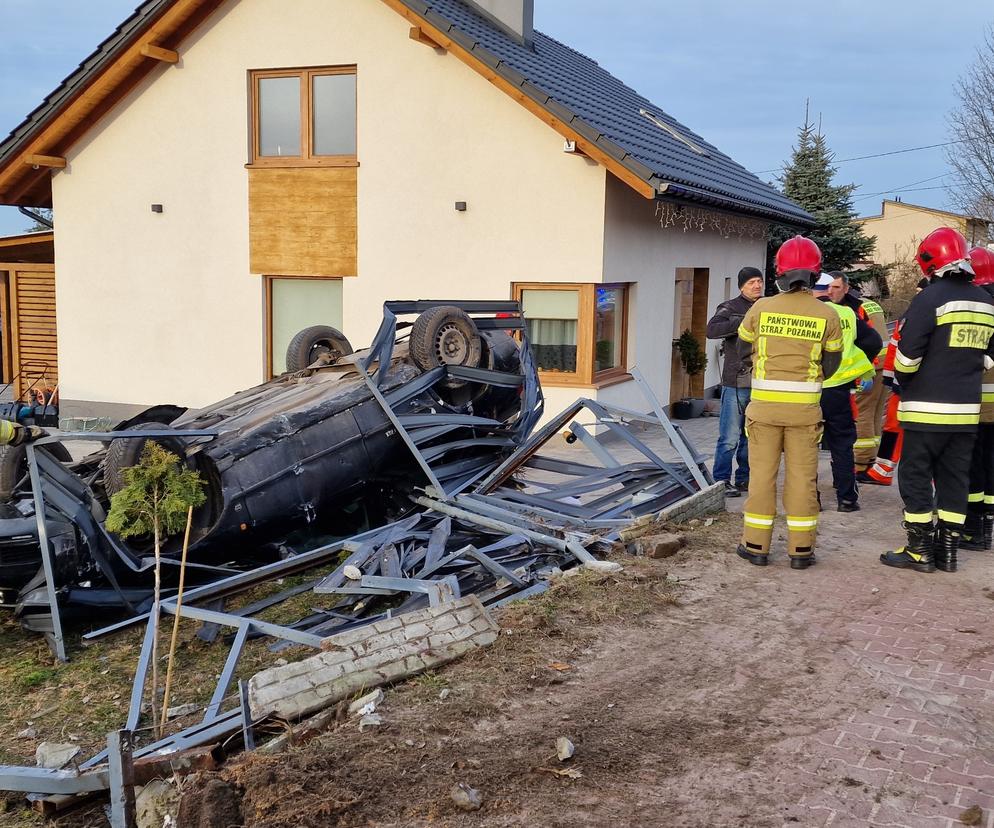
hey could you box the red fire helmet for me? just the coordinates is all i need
[970,246,994,286]
[775,235,822,276]
[916,227,971,277]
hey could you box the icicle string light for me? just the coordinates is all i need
[655,202,768,240]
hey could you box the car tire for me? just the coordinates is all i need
[104,422,186,496]
[409,306,482,386]
[0,441,73,500]
[285,326,354,372]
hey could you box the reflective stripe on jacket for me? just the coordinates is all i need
[738,290,844,425]
[895,275,994,431]
[882,319,903,387]
[980,285,994,424]
[823,303,875,388]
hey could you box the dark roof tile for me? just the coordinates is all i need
[407,0,810,225]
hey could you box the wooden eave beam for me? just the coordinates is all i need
[24,155,66,169]
[0,0,225,207]
[381,0,655,200]
[0,233,54,248]
[409,26,444,49]
[140,43,180,63]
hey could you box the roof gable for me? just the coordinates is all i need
[0,0,811,226]
[857,200,984,226]
[392,0,811,225]
[0,0,226,207]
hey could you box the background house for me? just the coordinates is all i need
[0,0,810,421]
[859,199,991,272]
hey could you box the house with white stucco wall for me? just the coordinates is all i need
[0,0,811,421]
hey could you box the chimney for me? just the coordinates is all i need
[463,0,534,46]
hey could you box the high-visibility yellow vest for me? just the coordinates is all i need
[823,303,874,388]
[859,299,889,364]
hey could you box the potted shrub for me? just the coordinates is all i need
[672,329,708,419]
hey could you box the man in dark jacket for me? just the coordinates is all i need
[706,266,764,496]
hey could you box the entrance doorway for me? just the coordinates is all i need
[670,267,709,404]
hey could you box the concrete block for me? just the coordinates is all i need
[438,639,480,660]
[316,647,355,666]
[401,622,432,640]
[403,654,427,673]
[469,614,500,634]
[425,601,454,619]
[375,661,411,683]
[250,595,496,721]
[372,617,404,634]
[629,532,686,559]
[454,606,482,625]
[427,631,461,649]
[471,630,499,647]
[426,612,459,632]
[322,627,367,648]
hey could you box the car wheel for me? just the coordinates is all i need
[409,306,482,388]
[285,326,354,372]
[0,441,73,500]
[104,422,187,496]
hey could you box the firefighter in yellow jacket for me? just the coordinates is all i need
[736,237,843,569]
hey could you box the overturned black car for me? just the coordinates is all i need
[0,301,542,629]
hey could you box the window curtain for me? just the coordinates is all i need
[526,319,578,372]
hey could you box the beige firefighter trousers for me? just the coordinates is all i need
[741,418,822,557]
[854,369,887,469]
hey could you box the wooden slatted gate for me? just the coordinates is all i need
[0,263,58,401]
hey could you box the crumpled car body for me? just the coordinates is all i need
[0,301,541,627]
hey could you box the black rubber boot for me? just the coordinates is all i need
[984,510,994,551]
[736,544,768,566]
[934,522,960,573]
[960,511,985,551]
[880,522,935,572]
[789,555,817,570]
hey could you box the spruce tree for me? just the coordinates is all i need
[106,443,205,735]
[768,111,877,282]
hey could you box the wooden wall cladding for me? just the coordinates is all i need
[0,264,58,399]
[249,166,357,277]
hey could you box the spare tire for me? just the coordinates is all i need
[285,326,354,372]
[0,441,73,500]
[104,422,187,496]
[409,306,482,387]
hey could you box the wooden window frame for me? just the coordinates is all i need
[249,66,358,168]
[263,275,343,379]
[511,282,630,388]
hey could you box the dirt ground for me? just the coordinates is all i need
[171,473,994,828]
[174,486,994,828]
[4,440,994,827]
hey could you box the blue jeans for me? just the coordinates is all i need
[713,386,750,485]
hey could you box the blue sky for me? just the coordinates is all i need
[0,0,991,236]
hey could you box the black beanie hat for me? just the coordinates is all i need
[737,266,763,288]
